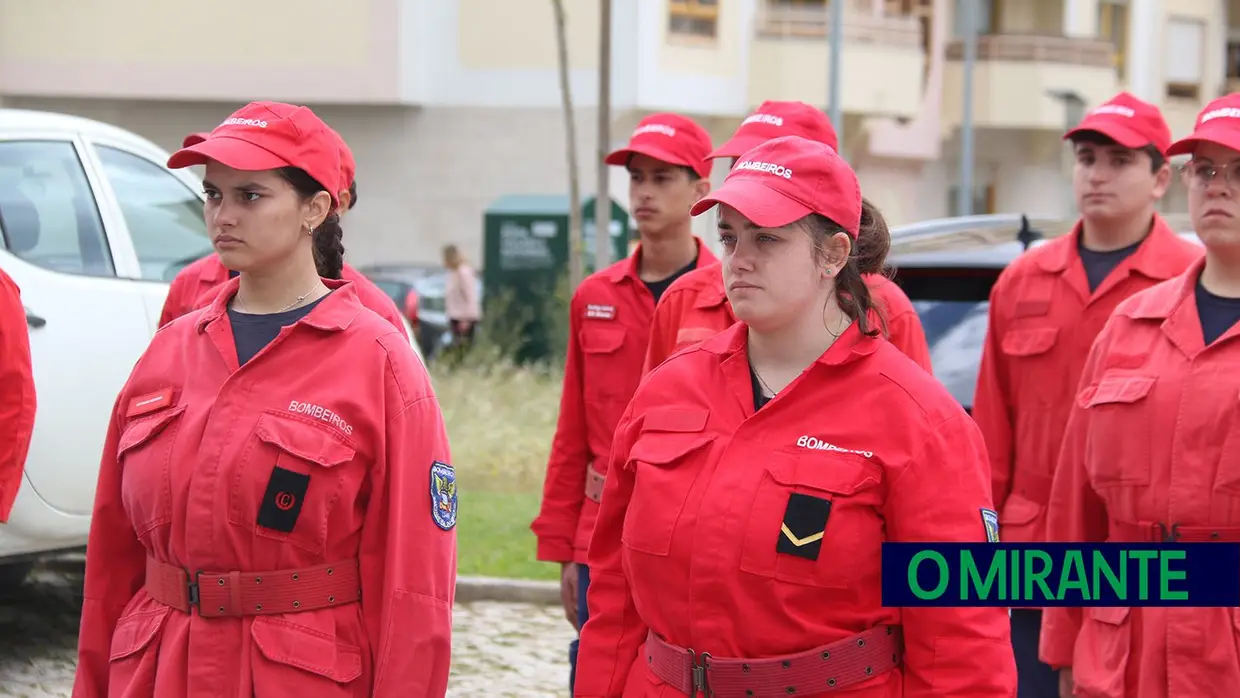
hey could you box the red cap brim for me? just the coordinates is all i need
[708,134,764,160]
[606,144,701,173]
[182,132,209,148]
[1166,130,1240,157]
[1063,122,1150,150]
[689,179,813,229]
[167,137,291,172]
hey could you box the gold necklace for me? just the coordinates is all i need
[235,280,322,314]
[750,360,778,397]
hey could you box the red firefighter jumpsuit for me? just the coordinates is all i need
[1039,257,1240,697]
[158,254,409,340]
[642,261,932,373]
[71,278,456,698]
[531,240,718,564]
[0,267,36,521]
[576,322,1016,697]
[972,216,1201,546]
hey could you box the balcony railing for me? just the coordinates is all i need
[944,33,1114,68]
[756,3,921,48]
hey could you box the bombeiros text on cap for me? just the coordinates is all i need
[633,124,677,138]
[735,159,793,180]
[742,113,784,127]
[1201,107,1240,123]
[1089,105,1136,118]
[220,117,269,128]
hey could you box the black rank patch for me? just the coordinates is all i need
[776,493,832,561]
[257,466,310,533]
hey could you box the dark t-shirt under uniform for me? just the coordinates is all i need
[228,295,328,366]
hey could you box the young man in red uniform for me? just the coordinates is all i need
[159,131,407,338]
[0,267,36,522]
[530,113,718,691]
[643,101,931,373]
[971,91,1202,697]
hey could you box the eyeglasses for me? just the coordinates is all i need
[1180,160,1240,190]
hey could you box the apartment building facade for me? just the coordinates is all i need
[0,0,1229,266]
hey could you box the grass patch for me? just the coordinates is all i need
[430,352,564,580]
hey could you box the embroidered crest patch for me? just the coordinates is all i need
[430,461,458,531]
[981,508,1001,543]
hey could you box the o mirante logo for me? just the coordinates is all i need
[881,543,1240,607]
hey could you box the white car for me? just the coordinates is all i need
[0,109,421,586]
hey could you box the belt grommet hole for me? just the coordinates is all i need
[327,568,334,575]
[328,596,335,603]
[292,601,300,608]
[746,692,754,697]
[255,604,262,611]
[865,666,873,675]
[292,573,299,581]
[217,606,225,613]
[820,651,829,660]
[828,679,836,687]
[785,688,795,695]
[781,660,791,669]
[217,578,225,586]
[886,627,892,635]
[255,577,262,584]
[857,639,865,647]
[742,664,750,673]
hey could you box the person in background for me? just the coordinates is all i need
[1040,93,1240,698]
[970,91,1203,698]
[642,100,932,373]
[576,135,1015,698]
[441,244,481,351]
[530,112,719,693]
[159,129,411,342]
[71,101,454,698]
[0,266,36,523]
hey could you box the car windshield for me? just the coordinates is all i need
[894,266,1002,410]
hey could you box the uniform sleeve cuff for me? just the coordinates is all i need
[536,538,576,563]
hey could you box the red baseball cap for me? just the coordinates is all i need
[322,125,355,193]
[710,101,839,159]
[690,135,862,238]
[167,101,342,208]
[1063,91,1171,155]
[1166,94,1240,157]
[182,132,209,148]
[605,113,713,178]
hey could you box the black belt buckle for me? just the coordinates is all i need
[688,648,713,697]
[187,569,203,608]
[1157,522,1180,543]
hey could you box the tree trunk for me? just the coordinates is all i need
[594,0,613,271]
[551,0,584,289]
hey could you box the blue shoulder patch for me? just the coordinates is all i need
[430,461,458,531]
[981,507,1000,543]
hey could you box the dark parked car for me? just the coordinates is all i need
[884,213,1200,413]
[358,263,485,361]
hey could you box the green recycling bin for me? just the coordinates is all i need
[482,194,631,363]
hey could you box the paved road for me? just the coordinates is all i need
[0,562,576,698]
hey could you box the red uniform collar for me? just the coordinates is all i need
[1036,214,1189,282]
[603,237,718,284]
[195,276,363,333]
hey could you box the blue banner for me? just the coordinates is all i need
[881,543,1240,607]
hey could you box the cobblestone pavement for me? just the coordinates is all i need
[0,562,576,698]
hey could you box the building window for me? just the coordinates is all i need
[1098,0,1128,80]
[669,0,719,38]
[1165,18,1204,100]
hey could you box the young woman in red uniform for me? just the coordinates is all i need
[1039,94,1240,698]
[71,101,455,698]
[158,129,408,338]
[643,101,931,373]
[575,135,1015,698]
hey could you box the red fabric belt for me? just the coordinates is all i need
[644,625,902,697]
[1109,520,1240,543]
[1011,472,1054,506]
[584,464,606,504]
[144,557,361,618]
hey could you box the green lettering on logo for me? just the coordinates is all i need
[909,551,949,600]
[962,550,1004,601]
[1092,549,1126,600]
[1058,550,1090,601]
[1159,550,1188,601]
[1128,550,1158,600]
[1023,550,1055,603]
